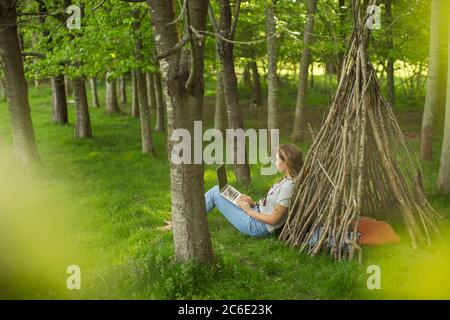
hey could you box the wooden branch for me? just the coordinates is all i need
[155,32,191,60]
[229,0,241,40]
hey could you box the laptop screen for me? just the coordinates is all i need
[216,164,228,190]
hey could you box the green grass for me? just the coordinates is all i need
[0,77,449,300]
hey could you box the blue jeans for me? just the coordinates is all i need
[205,185,270,237]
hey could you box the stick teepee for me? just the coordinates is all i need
[279,0,441,262]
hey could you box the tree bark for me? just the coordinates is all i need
[132,9,155,155]
[89,78,100,108]
[137,70,155,154]
[421,0,441,161]
[154,69,165,132]
[385,0,395,108]
[292,0,318,142]
[438,25,450,193]
[248,58,262,107]
[243,64,251,90]
[214,69,227,133]
[131,70,140,118]
[146,72,157,112]
[0,78,6,100]
[119,75,127,109]
[266,0,279,137]
[0,2,41,165]
[217,0,251,185]
[73,78,92,138]
[148,0,214,264]
[51,75,68,125]
[105,75,120,114]
[65,76,73,97]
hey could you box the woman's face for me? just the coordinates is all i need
[275,151,287,175]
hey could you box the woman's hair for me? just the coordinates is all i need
[278,144,303,178]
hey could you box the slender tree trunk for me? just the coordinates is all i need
[0,2,41,165]
[421,0,441,161]
[131,70,140,118]
[148,0,213,264]
[146,72,157,112]
[137,70,155,154]
[292,0,317,142]
[218,0,251,185]
[89,78,100,108]
[438,25,450,193]
[65,76,73,97]
[132,9,155,155]
[215,69,227,133]
[51,75,68,125]
[0,78,6,100]
[249,58,262,107]
[243,64,251,90]
[385,0,395,108]
[154,69,165,132]
[119,76,127,109]
[105,75,119,114]
[73,79,92,138]
[266,0,279,137]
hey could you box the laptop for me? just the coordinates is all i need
[216,164,242,205]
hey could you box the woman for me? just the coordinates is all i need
[158,144,303,237]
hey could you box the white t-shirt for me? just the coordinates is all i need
[258,178,294,233]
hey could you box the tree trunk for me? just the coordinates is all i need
[137,70,155,155]
[385,0,395,108]
[132,9,155,155]
[421,0,441,161]
[0,2,41,165]
[105,75,119,114]
[0,78,6,100]
[243,64,251,90]
[119,76,127,109]
[148,0,214,264]
[292,0,318,142]
[89,78,100,108]
[65,76,73,97]
[51,75,68,125]
[249,58,262,107]
[154,69,165,132]
[266,0,279,138]
[131,70,140,118]
[146,72,157,112]
[72,79,92,138]
[438,25,450,193]
[218,0,251,185]
[214,69,227,133]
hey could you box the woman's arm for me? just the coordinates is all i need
[236,197,288,226]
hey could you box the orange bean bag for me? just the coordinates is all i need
[356,216,401,245]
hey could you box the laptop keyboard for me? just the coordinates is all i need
[221,185,241,203]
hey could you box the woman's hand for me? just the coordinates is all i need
[236,196,251,212]
[239,194,254,206]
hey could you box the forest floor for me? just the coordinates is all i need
[0,76,449,299]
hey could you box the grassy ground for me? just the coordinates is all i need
[0,76,449,300]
